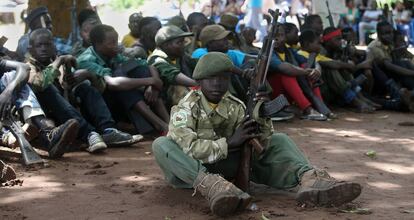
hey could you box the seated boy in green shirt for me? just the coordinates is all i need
[77,24,170,134]
[148,25,198,107]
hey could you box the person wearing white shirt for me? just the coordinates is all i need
[358,0,382,45]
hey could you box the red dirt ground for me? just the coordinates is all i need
[1,110,414,220]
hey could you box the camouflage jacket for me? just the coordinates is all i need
[27,57,61,93]
[147,48,196,88]
[168,89,273,164]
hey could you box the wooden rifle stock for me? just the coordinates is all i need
[234,9,280,192]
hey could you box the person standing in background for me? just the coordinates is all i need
[358,0,382,45]
[242,0,267,42]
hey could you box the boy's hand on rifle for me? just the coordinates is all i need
[57,55,77,69]
[242,68,255,80]
[64,69,93,88]
[253,91,271,102]
[227,116,261,149]
[0,90,12,120]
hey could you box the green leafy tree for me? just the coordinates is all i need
[109,0,146,10]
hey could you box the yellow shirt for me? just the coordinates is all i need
[277,53,286,61]
[297,50,332,62]
[208,102,218,109]
[122,33,138,48]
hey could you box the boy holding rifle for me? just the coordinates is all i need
[152,52,362,217]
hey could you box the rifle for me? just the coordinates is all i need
[326,0,335,28]
[234,9,289,192]
[1,112,44,166]
[70,0,78,46]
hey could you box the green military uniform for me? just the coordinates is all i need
[148,25,196,106]
[319,47,356,104]
[27,57,61,93]
[152,52,313,189]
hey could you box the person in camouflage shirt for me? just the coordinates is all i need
[152,52,362,217]
[0,57,79,158]
[148,25,198,107]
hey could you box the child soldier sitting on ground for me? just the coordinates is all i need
[129,17,162,59]
[192,24,295,121]
[26,28,136,153]
[152,52,362,217]
[0,58,79,158]
[219,13,248,51]
[392,29,414,63]
[185,12,209,56]
[284,22,300,50]
[319,27,379,113]
[77,24,170,135]
[241,26,260,55]
[191,24,257,101]
[296,30,336,118]
[267,24,327,121]
[364,22,414,112]
[71,17,101,57]
[148,25,198,107]
[121,13,143,48]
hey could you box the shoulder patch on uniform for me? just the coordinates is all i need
[227,93,246,109]
[172,109,188,127]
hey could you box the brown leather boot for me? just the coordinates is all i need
[0,160,16,184]
[296,169,361,207]
[193,172,251,217]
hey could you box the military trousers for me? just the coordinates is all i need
[321,68,356,104]
[152,133,313,189]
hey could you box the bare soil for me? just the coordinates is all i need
[1,110,414,220]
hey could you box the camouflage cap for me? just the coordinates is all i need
[155,25,193,46]
[167,15,188,31]
[219,13,239,30]
[193,52,235,80]
[199,24,231,46]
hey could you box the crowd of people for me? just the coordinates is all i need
[1,0,414,217]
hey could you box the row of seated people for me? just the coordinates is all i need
[0,7,368,215]
[1,6,414,160]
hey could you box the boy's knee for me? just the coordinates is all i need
[271,133,291,142]
[152,136,172,155]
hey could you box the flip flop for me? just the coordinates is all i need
[0,160,16,184]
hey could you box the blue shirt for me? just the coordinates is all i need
[248,0,263,8]
[268,48,306,72]
[192,48,246,68]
